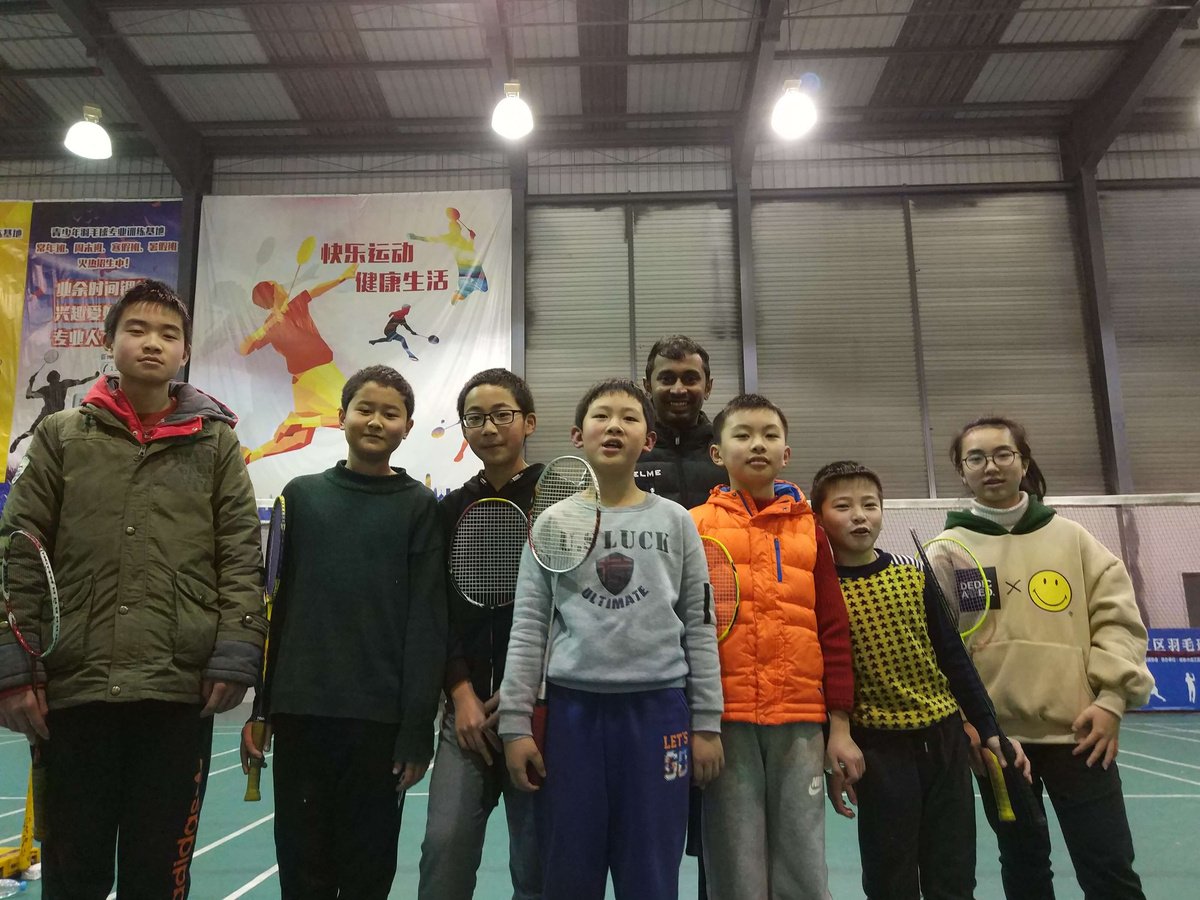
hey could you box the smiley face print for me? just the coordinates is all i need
[1029,570,1072,612]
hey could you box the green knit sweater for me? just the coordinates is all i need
[267,462,448,763]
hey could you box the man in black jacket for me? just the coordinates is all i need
[637,335,725,899]
[636,335,725,509]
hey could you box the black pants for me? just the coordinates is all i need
[686,785,707,899]
[853,716,976,900]
[272,714,406,900]
[41,701,213,900]
[980,742,1144,900]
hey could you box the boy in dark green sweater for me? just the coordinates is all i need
[240,364,448,899]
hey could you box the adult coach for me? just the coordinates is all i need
[636,334,725,508]
[636,334,726,899]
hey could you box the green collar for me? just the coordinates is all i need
[944,494,1057,535]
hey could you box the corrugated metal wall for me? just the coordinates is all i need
[1099,188,1200,492]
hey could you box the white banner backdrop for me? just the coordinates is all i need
[191,191,512,499]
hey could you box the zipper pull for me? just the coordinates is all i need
[136,443,147,460]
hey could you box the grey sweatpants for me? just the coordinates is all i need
[702,721,830,900]
[417,707,542,900]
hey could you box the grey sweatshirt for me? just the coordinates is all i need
[498,492,724,738]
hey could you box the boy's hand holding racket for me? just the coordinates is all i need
[239,721,273,774]
[691,731,724,788]
[505,736,546,792]
[0,685,48,741]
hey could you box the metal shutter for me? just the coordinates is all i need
[909,193,1104,497]
[632,204,743,410]
[1100,188,1200,492]
[753,199,929,498]
[525,206,631,463]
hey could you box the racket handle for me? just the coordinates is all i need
[244,721,267,802]
[31,741,48,842]
[529,701,547,787]
[982,747,1016,823]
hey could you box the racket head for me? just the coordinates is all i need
[44,349,59,364]
[450,498,527,608]
[912,531,992,638]
[528,455,600,573]
[428,335,440,344]
[264,496,286,606]
[700,535,740,641]
[2,528,59,659]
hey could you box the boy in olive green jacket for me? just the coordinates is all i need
[0,281,265,899]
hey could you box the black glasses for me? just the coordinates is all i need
[961,449,1021,471]
[461,409,522,429]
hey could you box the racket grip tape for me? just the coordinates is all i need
[982,747,1016,823]
[529,700,547,787]
[244,720,267,802]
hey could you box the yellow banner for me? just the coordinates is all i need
[0,202,33,474]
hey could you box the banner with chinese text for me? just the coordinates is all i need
[1144,628,1200,711]
[189,191,512,499]
[0,201,34,496]
[4,200,181,490]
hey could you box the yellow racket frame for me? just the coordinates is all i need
[921,535,993,639]
[700,535,740,642]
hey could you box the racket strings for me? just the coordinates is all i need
[450,501,527,608]
[529,458,599,573]
[701,538,739,638]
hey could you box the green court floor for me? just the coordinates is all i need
[2,712,1197,898]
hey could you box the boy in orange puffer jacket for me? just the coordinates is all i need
[689,393,861,900]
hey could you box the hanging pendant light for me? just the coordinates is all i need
[64,105,112,159]
[491,82,534,140]
[770,79,818,141]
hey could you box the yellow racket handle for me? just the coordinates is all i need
[983,747,1016,823]
[244,721,267,802]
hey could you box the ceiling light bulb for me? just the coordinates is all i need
[491,82,533,140]
[770,80,818,140]
[64,105,112,159]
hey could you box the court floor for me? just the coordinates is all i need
[1,712,1197,899]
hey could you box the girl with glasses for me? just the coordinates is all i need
[939,415,1153,900]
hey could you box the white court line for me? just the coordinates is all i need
[0,808,25,820]
[1121,750,1200,772]
[1124,725,1200,744]
[209,753,270,778]
[0,832,20,843]
[1119,762,1200,788]
[1131,722,1200,736]
[222,864,279,899]
[104,814,275,900]
[1125,793,1200,798]
[0,797,24,801]
[0,737,31,747]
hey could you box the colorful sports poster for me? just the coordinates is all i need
[5,199,181,481]
[0,201,34,492]
[190,191,512,499]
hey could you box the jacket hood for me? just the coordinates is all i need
[706,479,812,518]
[943,494,1057,535]
[82,375,238,440]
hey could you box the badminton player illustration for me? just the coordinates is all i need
[238,236,358,464]
[408,207,489,304]
[367,304,439,361]
[9,362,98,453]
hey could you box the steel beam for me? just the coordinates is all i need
[733,0,787,181]
[45,0,206,191]
[1063,3,1200,178]
[734,177,758,393]
[1070,165,1134,492]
